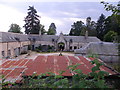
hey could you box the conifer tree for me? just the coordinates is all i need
[96,14,106,40]
[47,23,56,35]
[24,6,40,34]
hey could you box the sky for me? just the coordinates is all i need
[0,0,119,35]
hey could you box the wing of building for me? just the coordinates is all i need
[75,42,119,62]
[0,32,100,59]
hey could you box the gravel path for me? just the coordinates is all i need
[15,52,74,59]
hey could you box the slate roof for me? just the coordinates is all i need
[75,42,118,55]
[28,34,41,41]
[39,35,100,43]
[0,32,29,43]
[64,36,100,43]
[0,32,100,43]
[40,35,59,41]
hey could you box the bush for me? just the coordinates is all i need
[104,31,118,42]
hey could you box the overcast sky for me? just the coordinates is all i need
[0,0,119,34]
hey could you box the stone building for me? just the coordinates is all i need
[75,42,119,62]
[0,32,30,59]
[0,32,100,59]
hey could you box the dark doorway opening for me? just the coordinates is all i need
[32,45,35,51]
[58,42,65,51]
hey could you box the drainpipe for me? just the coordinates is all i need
[20,41,21,55]
[7,42,8,58]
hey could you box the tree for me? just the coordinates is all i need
[86,17,97,36]
[40,24,46,35]
[104,31,118,42]
[101,1,120,15]
[69,21,85,36]
[101,1,120,36]
[96,14,106,40]
[101,1,120,56]
[80,26,87,36]
[8,23,22,33]
[86,17,91,27]
[47,23,56,35]
[69,18,97,36]
[105,15,120,35]
[24,6,40,34]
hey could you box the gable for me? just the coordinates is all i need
[57,34,66,44]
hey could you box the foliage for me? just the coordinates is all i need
[47,28,56,35]
[108,63,120,73]
[24,6,40,34]
[104,31,118,42]
[40,24,46,35]
[69,21,85,36]
[85,17,97,36]
[35,45,55,52]
[104,15,120,35]
[47,23,56,35]
[69,17,97,36]
[101,1,120,36]
[118,43,120,56]
[96,14,106,40]
[1,75,16,88]
[86,17,91,27]
[101,1,120,15]
[8,24,22,33]
[101,1,120,56]
[80,26,87,36]
[89,21,97,36]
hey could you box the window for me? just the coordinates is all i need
[2,51,5,57]
[74,46,77,49]
[70,46,72,50]
[8,50,11,56]
[69,39,72,43]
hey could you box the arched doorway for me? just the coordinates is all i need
[58,42,65,51]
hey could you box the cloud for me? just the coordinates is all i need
[0,1,115,35]
[0,4,25,32]
[39,12,86,34]
[0,0,119,2]
[68,18,86,23]
[46,11,79,18]
[60,17,86,34]
[58,11,78,17]
[38,12,64,34]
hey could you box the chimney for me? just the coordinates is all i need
[85,30,88,39]
[39,30,41,35]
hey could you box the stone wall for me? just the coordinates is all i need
[0,41,30,59]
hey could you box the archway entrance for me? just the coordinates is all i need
[58,42,65,51]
